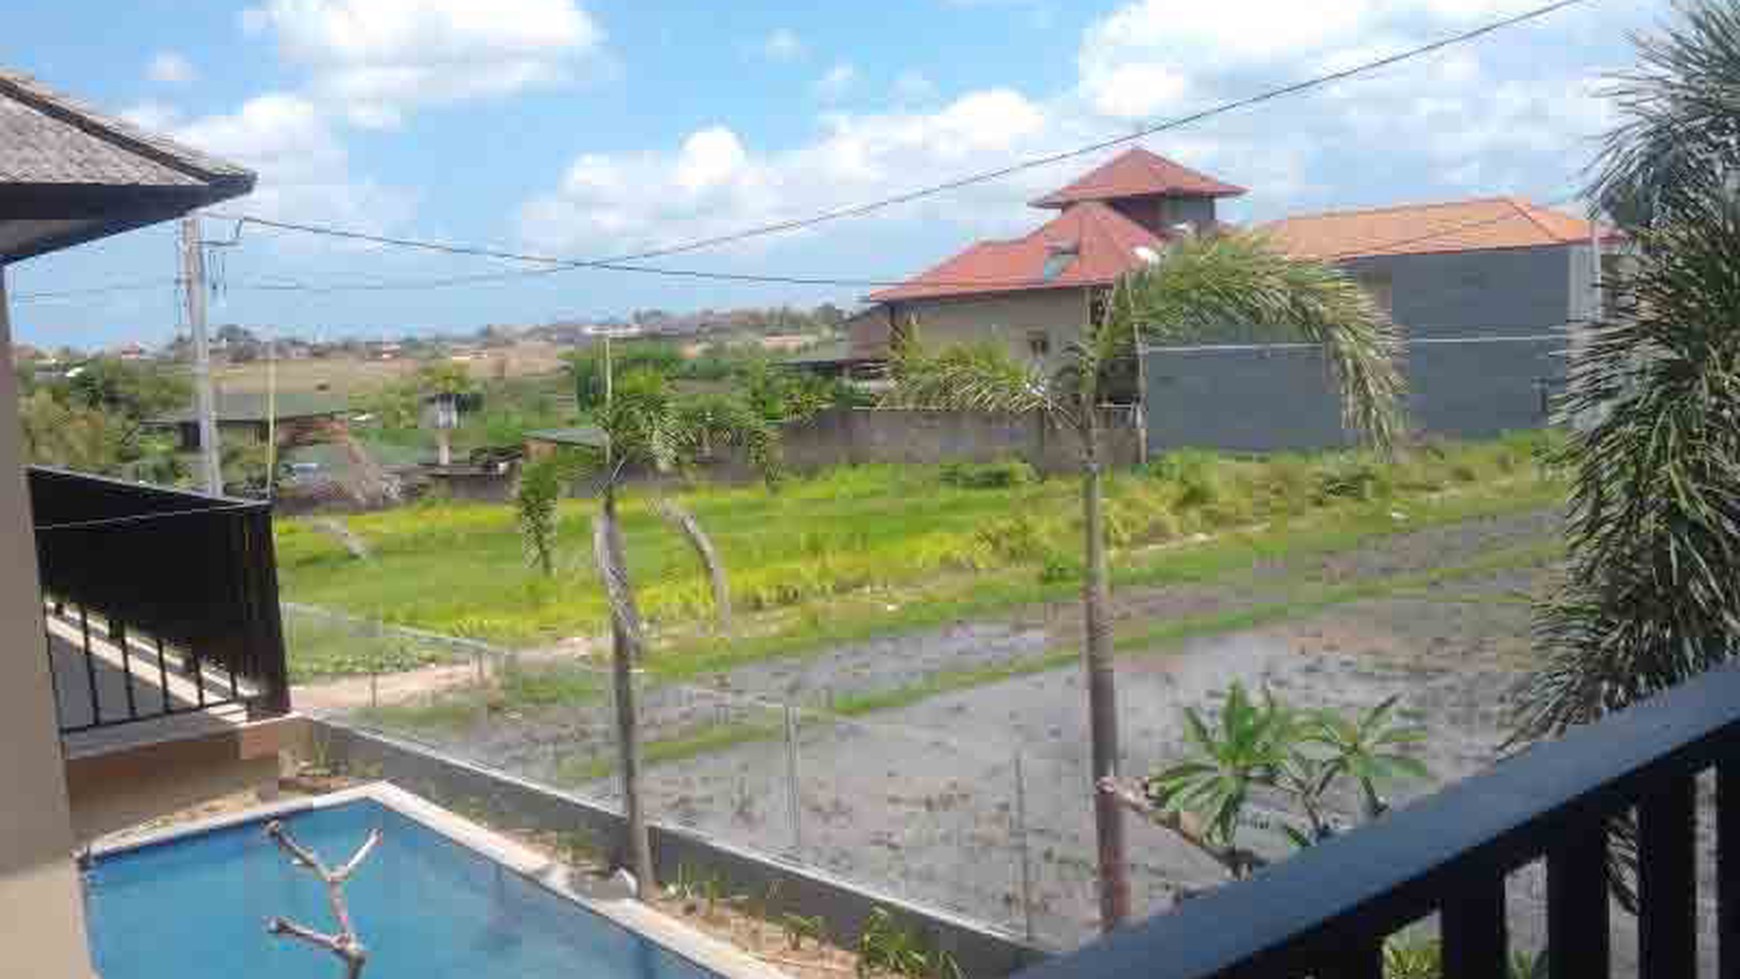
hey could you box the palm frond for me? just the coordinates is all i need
[883,342,1061,419]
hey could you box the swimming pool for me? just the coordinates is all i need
[82,785,777,979]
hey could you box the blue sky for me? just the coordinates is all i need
[3,0,1667,348]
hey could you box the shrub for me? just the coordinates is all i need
[973,513,1051,563]
[1315,456,1393,503]
[938,459,1038,490]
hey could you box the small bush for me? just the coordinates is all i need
[1316,457,1393,503]
[938,459,1038,490]
[973,513,1051,563]
[1039,549,1081,584]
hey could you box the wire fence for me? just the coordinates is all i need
[279,601,1198,948]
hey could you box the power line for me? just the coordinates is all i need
[11,279,178,304]
[208,0,1589,271]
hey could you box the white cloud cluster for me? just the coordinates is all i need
[515,0,1626,265]
[172,93,415,232]
[762,29,805,62]
[517,88,1058,254]
[240,0,603,128]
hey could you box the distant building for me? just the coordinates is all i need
[858,147,1246,379]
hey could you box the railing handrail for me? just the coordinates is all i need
[1015,662,1740,979]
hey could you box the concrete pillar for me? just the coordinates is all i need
[0,266,98,977]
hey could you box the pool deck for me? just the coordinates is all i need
[90,782,793,979]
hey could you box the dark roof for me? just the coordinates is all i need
[0,68,255,262]
[152,391,348,425]
[1031,148,1245,208]
[525,426,609,448]
[869,201,1169,303]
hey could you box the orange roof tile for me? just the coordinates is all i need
[868,201,1168,303]
[1031,148,1245,208]
[1257,197,1613,261]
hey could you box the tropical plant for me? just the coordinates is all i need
[567,366,782,892]
[416,360,478,466]
[1516,2,1740,741]
[1106,684,1427,882]
[891,230,1404,928]
[857,908,962,979]
[514,451,579,576]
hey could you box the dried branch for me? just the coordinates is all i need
[653,497,732,633]
[265,820,380,979]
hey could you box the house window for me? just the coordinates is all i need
[1028,330,1052,359]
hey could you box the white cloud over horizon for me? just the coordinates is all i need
[145,52,197,85]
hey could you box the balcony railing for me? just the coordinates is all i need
[1015,661,1740,979]
[28,467,290,734]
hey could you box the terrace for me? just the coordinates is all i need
[30,466,297,839]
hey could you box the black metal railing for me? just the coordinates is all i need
[1014,662,1740,979]
[29,467,290,734]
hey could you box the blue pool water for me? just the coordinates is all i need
[84,800,722,979]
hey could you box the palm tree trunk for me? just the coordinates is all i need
[1079,418,1131,931]
[603,485,656,892]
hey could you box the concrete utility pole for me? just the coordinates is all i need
[182,214,221,495]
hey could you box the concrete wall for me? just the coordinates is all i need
[893,288,1090,374]
[1142,244,1585,454]
[0,267,99,977]
[311,720,1046,978]
[1344,243,1581,338]
[780,408,1143,474]
[1144,340,1564,454]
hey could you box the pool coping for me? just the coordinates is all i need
[87,782,793,979]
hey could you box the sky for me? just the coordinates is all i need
[2,0,1669,348]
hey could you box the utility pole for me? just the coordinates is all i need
[182,214,221,496]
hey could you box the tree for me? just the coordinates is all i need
[1515,2,1740,741]
[888,231,1403,930]
[416,361,477,466]
[571,367,780,892]
[263,820,380,979]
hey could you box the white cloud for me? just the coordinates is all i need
[816,62,858,101]
[173,93,414,232]
[240,0,603,128]
[518,88,1058,254]
[761,29,804,62]
[146,52,197,85]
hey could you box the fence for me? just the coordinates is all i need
[283,602,1172,950]
[31,466,290,732]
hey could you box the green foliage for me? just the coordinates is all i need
[938,460,1038,490]
[66,357,191,421]
[1380,939,1546,979]
[515,451,581,576]
[1519,3,1740,741]
[19,358,193,482]
[857,908,962,979]
[1145,684,1428,871]
[782,912,827,951]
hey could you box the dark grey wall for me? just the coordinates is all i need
[1347,243,1579,337]
[1142,243,1585,454]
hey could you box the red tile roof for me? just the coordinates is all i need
[1031,148,1245,208]
[1257,197,1616,261]
[868,201,1169,303]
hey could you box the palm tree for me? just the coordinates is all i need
[581,367,782,892]
[1517,2,1740,740]
[416,361,477,467]
[888,231,1404,930]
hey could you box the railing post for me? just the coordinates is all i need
[1441,876,1507,979]
[783,703,803,855]
[79,605,100,727]
[1014,750,1037,944]
[1722,762,1740,979]
[1640,778,1698,978]
[248,505,292,716]
[1547,817,1609,979]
